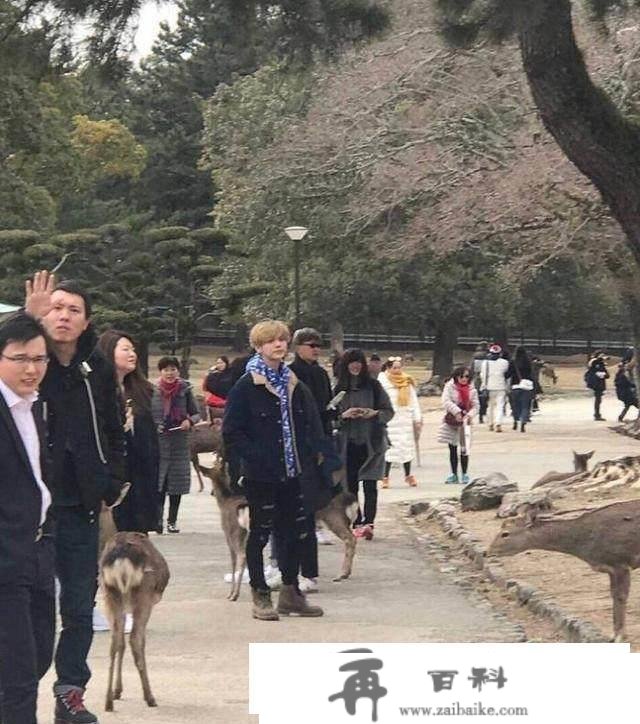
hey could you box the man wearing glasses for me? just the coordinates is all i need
[0,313,54,724]
[25,271,126,724]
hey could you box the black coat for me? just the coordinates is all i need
[0,395,53,585]
[39,328,126,513]
[615,368,638,404]
[586,357,609,393]
[288,355,333,435]
[223,370,322,484]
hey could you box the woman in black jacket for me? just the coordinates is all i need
[508,346,534,432]
[97,330,159,534]
[585,351,610,421]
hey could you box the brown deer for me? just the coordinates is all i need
[100,532,170,711]
[189,421,223,492]
[530,450,594,489]
[198,460,250,601]
[488,499,640,641]
[198,462,359,588]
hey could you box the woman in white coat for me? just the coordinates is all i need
[379,357,422,487]
[438,365,479,484]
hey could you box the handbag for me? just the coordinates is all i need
[444,411,463,427]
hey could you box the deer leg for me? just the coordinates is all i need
[228,548,237,600]
[129,604,157,707]
[113,609,126,700]
[319,509,357,581]
[192,454,204,492]
[104,595,126,711]
[232,549,246,602]
[609,567,631,642]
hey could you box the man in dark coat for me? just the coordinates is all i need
[26,271,126,724]
[585,351,610,422]
[288,328,335,590]
[0,313,55,724]
[223,320,325,622]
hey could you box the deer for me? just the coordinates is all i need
[198,460,250,601]
[100,532,170,712]
[198,461,359,590]
[530,450,594,489]
[488,499,640,642]
[189,421,223,492]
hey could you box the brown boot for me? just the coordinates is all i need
[277,584,323,617]
[405,474,418,487]
[251,588,279,621]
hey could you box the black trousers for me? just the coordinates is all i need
[0,537,55,724]
[299,514,319,579]
[244,478,307,590]
[346,442,378,526]
[594,390,604,419]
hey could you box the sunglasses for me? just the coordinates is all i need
[303,342,322,348]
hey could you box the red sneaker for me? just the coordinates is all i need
[361,524,374,540]
[353,526,367,539]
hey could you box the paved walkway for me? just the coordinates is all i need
[36,393,638,723]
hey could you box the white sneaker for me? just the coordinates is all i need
[315,528,333,545]
[125,613,133,634]
[266,571,282,590]
[92,608,110,632]
[263,563,279,579]
[298,576,319,594]
[223,569,250,584]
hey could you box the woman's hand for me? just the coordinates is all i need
[455,412,464,423]
[179,419,192,431]
[341,407,361,419]
[359,408,378,419]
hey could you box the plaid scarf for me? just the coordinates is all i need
[246,353,297,478]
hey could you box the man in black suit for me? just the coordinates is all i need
[0,313,55,724]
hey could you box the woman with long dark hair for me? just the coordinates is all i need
[508,346,534,432]
[334,348,394,540]
[97,330,159,534]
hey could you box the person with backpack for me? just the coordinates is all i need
[614,361,638,422]
[585,351,610,421]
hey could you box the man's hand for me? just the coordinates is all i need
[25,270,56,320]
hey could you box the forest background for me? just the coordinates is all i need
[2,0,640,376]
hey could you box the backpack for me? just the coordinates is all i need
[584,368,596,390]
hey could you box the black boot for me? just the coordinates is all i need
[512,420,517,430]
[54,689,98,724]
[520,422,526,432]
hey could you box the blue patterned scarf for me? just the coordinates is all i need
[245,353,298,478]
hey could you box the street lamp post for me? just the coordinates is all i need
[284,226,308,328]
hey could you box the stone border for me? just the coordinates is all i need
[406,500,609,643]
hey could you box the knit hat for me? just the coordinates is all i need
[292,327,322,346]
[489,344,502,355]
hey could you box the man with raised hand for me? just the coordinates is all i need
[26,271,126,724]
[0,313,54,724]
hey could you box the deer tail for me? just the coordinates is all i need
[102,544,145,594]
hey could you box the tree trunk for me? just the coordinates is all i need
[432,322,457,378]
[329,320,344,356]
[233,323,248,352]
[519,0,640,265]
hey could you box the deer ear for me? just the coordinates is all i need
[586,450,595,458]
[516,502,539,526]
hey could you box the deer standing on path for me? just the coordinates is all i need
[190,421,223,492]
[199,461,359,590]
[530,450,594,489]
[100,532,170,711]
[488,499,640,641]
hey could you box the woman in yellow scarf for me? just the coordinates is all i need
[379,357,423,487]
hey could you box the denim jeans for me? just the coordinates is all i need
[53,506,99,691]
[511,388,532,424]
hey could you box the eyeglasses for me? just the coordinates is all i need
[1,354,49,366]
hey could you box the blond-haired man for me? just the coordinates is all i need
[223,320,325,620]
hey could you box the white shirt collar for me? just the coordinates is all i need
[0,378,38,409]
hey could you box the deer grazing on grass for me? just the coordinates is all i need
[198,461,359,590]
[488,499,640,642]
[100,532,170,711]
[530,450,594,489]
